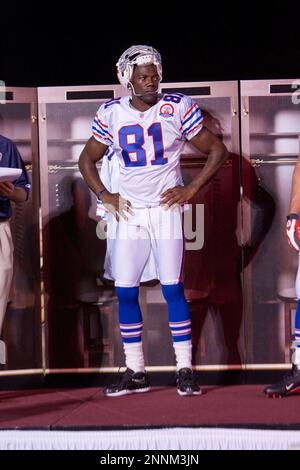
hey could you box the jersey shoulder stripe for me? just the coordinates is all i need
[94,116,113,139]
[92,99,123,144]
[178,95,203,139]
[92,124,113,144]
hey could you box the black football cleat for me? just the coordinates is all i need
[176,368,202,396]
[103,368,150,397]
[264,365,300,398]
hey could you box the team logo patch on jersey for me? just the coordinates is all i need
[159,103,174,118]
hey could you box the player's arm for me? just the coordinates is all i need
[188,127,228,192]
[286,155,300,251]
[161,127,228,206]
[79,136,133,221]
[79,136,108,194]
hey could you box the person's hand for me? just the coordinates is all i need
[101,191,134,221]
[286,213,300,251]
[160,185,196,208]
[0,182,15,198]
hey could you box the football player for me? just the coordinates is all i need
[264,156,300,397]
[79,45,228,396]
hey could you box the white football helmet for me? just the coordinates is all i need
[116,45,162,89]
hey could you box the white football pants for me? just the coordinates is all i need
[112,205,184,287]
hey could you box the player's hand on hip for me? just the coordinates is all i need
[286,213,300,251]
[160,185,196,208]
[101,192,134,221]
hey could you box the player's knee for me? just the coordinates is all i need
[161,282,185,302]
[116,286,139,304]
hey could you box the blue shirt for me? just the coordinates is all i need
[0,135,30,219]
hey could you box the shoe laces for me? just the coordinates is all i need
[279,365,300,386]
[178,368,197,386]
[113,367,134,387]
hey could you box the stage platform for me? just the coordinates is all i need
[0,384,300,450]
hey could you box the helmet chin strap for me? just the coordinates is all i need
[128,81,143,97]
[128,81,159,98]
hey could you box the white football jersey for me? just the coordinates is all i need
[92,93,203,208]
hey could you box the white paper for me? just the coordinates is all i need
[0,167,22,183]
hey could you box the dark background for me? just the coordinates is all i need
[1,2,299,87]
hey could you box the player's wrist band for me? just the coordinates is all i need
[96,189,107,200]
[287,213,299,220]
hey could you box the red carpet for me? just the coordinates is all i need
[0,385,300,430]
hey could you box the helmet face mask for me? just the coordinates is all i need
[116,45,162,90]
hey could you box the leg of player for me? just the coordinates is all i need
[161,282,201,396]
[103,218,151,397]
[152,206,201,396]
[264,253,300,398]
[264,299,300,398]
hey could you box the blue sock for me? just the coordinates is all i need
[116,287,143,344]
[161,283,191,342]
